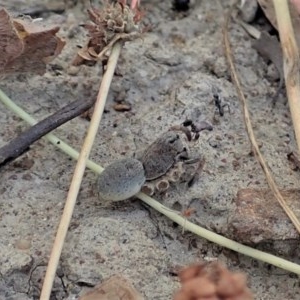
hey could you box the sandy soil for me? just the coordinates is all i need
[0,0,300,299]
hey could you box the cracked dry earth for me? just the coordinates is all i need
[0,0,300,299]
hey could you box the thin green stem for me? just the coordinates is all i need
[138,192,300,274]
[1,88,300,275]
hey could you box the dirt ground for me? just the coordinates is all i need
[0,0,300,299]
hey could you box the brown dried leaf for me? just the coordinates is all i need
[0,8,65,76]
[257,0,278,28]
[0,9,24,69]
[79,275,144,300]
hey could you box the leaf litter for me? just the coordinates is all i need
[0,8,65,76]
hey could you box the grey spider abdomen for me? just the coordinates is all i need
[97,158,146,202]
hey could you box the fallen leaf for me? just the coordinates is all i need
[79,275,144,300]
[257,0,278,28]
[257,0,300,47]
[0,9,24,69]
[0,8,65,76]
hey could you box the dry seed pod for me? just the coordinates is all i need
[168,169,182,183]
[155,179,170,193]
[168,162,184,183]
[179,264,205,283]
[97,158,145,202]
[141,183,155,196]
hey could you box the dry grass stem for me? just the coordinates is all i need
[39,41,122,300]
[273,0,300,152]
[223,10,300,234]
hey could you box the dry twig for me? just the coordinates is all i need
[0,97,95,167]
[39,42,122,299]
[223,9,300,234]
[272,0,300,151]
[40,1,142,296]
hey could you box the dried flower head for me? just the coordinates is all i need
[73,0,142,65]
[174,262,253,300]
[141,183,155,196]
[155,179,170,193]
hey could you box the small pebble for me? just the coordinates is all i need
[97,158,145,202]
[15,239,31,250]
[67,66,80,76]
[113,102,132,112]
